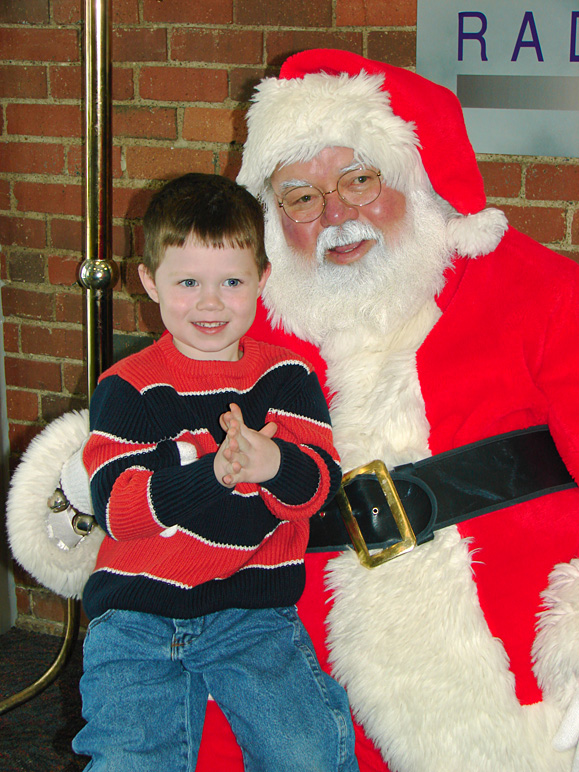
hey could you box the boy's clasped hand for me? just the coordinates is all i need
[215,402,280,488]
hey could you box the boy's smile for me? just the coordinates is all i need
[139,239,270,361]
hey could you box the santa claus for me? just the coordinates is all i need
[6,48,579,772]
[235,49,579,772]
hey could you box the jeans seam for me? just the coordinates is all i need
[85,607,116,633]
[183,666,196,772]
[287,608,349,769]
[214,700,252,772]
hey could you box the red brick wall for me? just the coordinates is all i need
[1,0,578,633]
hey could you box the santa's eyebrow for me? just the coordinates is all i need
[276,163,374,192]
[341,161,368,174]
[277,178,312,191]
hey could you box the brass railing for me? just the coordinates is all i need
[0,0,116,715]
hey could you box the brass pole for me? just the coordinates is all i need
[0,0,117,715]
[79,0,118,397]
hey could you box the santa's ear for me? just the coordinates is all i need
[138,264,159,302]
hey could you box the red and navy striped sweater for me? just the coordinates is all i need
[81,334,341,621]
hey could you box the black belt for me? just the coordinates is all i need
[308,426,576,567]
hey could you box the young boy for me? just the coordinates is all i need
[73,173,359,772]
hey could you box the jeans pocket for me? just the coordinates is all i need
[271,605,299,624]
[84,608,117,647]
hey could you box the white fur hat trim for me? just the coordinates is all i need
[238,71,429,201]
[239,68,508,259]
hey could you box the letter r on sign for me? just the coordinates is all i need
[458,12,488,61]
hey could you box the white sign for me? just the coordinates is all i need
[416,1,579,156]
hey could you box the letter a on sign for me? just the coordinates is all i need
[512,11,544,61]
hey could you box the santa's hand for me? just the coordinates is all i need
[553,687,579,771]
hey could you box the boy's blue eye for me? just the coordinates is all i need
[181,279,197,287]
[224,278,241,287]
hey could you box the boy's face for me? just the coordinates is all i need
[139,239,270,361]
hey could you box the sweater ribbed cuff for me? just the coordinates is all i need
[262,438,320,506]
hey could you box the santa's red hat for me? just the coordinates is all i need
[238,49,507,258]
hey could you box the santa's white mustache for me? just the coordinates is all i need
[315,220,385,264]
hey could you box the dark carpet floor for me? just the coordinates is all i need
[0,627,88,771]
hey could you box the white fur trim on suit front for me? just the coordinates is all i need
[326,530,572,772]
[6,410,104,599]
[321,301,440,471]
[533,559,579,709]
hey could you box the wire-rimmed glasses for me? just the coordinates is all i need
[277,167,382,223]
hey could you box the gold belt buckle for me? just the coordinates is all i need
[336,460,417,569]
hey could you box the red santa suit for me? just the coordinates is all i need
[237,50,579,772]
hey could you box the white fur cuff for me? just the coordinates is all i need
[6,410,103,600]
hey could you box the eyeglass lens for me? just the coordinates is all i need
[281,168,381,223]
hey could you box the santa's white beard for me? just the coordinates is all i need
[261,190,453,345]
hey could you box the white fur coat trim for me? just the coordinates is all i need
[533,559,579,708]
[326,531,572,772]
[6,410,103,599]
[322,301,440,471]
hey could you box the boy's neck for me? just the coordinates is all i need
[170,333,244,362]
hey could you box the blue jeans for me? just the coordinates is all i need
[73,606,359,772]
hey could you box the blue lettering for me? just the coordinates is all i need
[572,11,579,62]
[458,12,488,61]
[511,11,544,62]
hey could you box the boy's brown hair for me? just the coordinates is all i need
[143,173,269,277]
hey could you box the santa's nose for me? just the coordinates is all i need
[320,190,359,227]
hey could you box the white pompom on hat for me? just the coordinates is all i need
[238,49,507,258]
